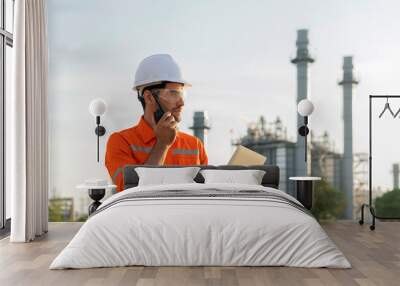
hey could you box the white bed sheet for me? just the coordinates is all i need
[50,183,351,269]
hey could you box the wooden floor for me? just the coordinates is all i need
[0,221,399,286]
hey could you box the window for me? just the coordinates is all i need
[0,0,14,235]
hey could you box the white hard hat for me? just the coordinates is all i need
[133,54,191,92]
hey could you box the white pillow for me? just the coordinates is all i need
[135,167,201,186]
[200,169,266,185]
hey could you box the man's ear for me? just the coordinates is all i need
[143,90,156,110]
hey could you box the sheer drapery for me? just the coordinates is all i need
[9,0,48,242]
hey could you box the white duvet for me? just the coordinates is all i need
[50,183,351,269]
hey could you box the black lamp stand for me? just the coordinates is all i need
[94,115,106,162]
[298,116,309,162]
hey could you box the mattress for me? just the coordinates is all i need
[50,183,351,269]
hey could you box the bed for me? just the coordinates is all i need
[49,165,351,269]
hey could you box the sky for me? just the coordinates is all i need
[47,0,400,206]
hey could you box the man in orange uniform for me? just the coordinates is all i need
[105,54,208,192]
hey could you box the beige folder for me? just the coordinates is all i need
[227,145,267,166]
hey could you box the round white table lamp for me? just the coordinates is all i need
[89,98,107,117]
[297,99,314,116]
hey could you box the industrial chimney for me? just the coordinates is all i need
[339,56,358,219]
[393,163,399,190]
[189,111,211,148]
[291,29,314,176]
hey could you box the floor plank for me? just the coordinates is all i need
[0,221,399,286]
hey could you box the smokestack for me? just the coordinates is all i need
[393,163,399,190]
[189,111,211,147]
[291,29,314,176]
[339,56,358,219]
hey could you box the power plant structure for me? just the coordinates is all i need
[233,29,366,219]
[339,56,358,219]
[190,111,211,148]
[393,163,399,190]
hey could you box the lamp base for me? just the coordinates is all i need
[298,126,309,136]
[95,125,106,136]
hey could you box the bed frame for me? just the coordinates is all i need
[123,165,280,190]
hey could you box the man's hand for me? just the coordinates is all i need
[154,111,177,147]
[142,111,177,166]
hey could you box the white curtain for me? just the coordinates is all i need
[9,0,48,242]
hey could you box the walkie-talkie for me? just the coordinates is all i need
[152,93,165,124]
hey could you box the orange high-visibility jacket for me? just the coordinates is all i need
[105,116,208,192]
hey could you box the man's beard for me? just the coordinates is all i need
[172,112,182,122]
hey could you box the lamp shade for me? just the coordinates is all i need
[297,99,314,116]
[89,98,107,117]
